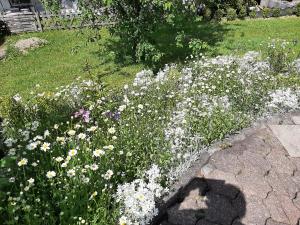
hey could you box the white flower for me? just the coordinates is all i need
[13,94,22,102]
[67,169,76,177]
[87,126,98,132]
[118,105,127,112]
[138,104,144,109]
[103,170,113,180]
[108,127,116,134]
[68,149,78,157]
[90,164,99,171]
[44,130,50,138]
[67,130,76,136]
[89,191,98,200]
[55,157,64,162]
[26,142,38,150]
[93,149,105,157]
[28,178,35,184]
[78,133,86,140]
[119,216,130,225]
[17,158,28,167]
[103,145,114,150]
[40,142,51,152]
[24,186,30,192]
[46,171,56,179]
[54,124,59,129]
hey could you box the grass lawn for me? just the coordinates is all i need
[0,16,300,97]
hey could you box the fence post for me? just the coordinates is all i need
[34,10,43,32]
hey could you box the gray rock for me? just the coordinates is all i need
[14,37,48,54]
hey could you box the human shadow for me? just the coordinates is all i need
[153,177,246,225]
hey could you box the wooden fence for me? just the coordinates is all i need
[0,9,113,34]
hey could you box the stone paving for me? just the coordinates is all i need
[158,114,300,225]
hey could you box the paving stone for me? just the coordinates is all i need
[196,220,219,225]
[269,125,300,157]
[292,170,300,188]
[266,147,296,175]
[265,218,290,225]
[201,192,239,225]
[292,116,300,125]
[263,191,290,224]
[236,167,272,199]
[0,48,5,60]
[266,170,299,199]
[291,158,300,171]
[209,151,243,175]
[276,194,300,225]
[167,203,200,225]
[243,132,272,153]
[204,170,241,199]
[293,192,300,210]
[238,150,271,176]
[240,195,270,225]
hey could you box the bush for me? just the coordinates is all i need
[262,7,271,18]
[249,10,257,18]
[238,7,247,19]
[214,8,225,21]
[203,7,212,21]
[296,3,300,17]
[272,8,281,17]
[226,8,237,21]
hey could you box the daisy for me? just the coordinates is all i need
[40,142,50,152]
[46,171,56,179]
[17,158,28,167]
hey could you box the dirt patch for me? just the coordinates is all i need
[14,37,48,54]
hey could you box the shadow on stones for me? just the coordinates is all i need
[153,177,246,225]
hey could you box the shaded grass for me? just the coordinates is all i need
[0,16,300,98]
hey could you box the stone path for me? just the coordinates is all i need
[158,114,300,225]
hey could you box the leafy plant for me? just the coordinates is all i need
[296,3,300,17]
[238,7,247,19]
[214,8,225,21]
[272,8,281,17]
[188,39,209,56]
[226,7,237,21]
[262,7,271,18]
[249,10,256,18]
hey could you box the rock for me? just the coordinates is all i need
[14,37,48,54]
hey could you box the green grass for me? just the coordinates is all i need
[0,29,142,98]
[0,16,300,97]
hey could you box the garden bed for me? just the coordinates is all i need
[1,38,300,225]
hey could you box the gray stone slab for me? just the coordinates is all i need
[292,116,300,125]
[269,125,300,158]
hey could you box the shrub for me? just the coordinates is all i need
[203,7,212,21]
[272,8,281,17]
[262,7,271,18]
[188,39,210,56]
[296,3,300,17]
[249,10,257,18]
[238,7,247,19]
[214,8,225,21]
[226,8,238,21]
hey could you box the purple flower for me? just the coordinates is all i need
[74,108,90,123]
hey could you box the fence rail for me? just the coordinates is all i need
[0,9,112,34]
